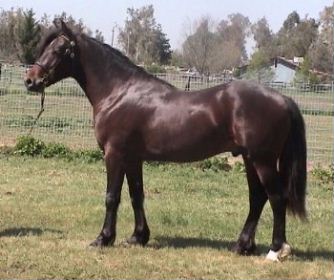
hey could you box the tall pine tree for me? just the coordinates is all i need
[16,9,41,64]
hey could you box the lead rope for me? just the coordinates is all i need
[28,90,46,135]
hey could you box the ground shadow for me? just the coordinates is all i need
[153,236,333,261]
[152,235,268,255]
[153,235,233,250]
[293,248,333,261]
[0,227,63,238]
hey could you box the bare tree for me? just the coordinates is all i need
[181,13,250,74]
[0,8,23,62]
[182,16,216,74]
[216,13,250,65]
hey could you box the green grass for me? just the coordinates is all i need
[0,155,332,279]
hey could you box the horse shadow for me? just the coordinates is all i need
[0,227,63,238]
[152,236,333,261]
[152,235,267,255]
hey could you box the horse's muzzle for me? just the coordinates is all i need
[24,77,45,92]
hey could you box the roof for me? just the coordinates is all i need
[238,56,300,71]
[271,56,300,70]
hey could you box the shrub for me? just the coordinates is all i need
[42,143,72,158]
[74,149,103,163]
[14,136,46,156]
[311,165,334,184]
[11,136,103,163]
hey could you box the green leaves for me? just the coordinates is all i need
[13,136,103,162]
[14,135,46,156]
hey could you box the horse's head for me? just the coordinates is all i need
[25,20,77,92]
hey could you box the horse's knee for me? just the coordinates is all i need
[105,193,120,209]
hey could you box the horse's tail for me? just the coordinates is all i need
[280,96,307,219]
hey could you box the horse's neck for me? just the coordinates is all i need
[74,38,140,107]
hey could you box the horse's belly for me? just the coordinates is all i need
[142,132,234,162]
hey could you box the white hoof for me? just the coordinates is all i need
[265,243,291,262]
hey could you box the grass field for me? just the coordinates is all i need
[0,155,332,279]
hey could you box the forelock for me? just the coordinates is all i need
[38,29,62,56]
[38,25,79,57]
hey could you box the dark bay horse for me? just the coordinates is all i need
[25,21,307,261]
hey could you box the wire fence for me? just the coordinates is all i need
[0,65,333,166]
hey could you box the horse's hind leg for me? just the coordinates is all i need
[232,156,268,255]
[253,159,291,261]
[125,159,150,246]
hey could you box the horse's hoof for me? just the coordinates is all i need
[266,243,291,262]
[231,241,257,255]
[89,235,114,247]
[126,234,149,246]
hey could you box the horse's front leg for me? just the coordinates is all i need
[90,148,125,247]
[125,159,150,246]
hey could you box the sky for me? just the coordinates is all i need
[1,0,333,52]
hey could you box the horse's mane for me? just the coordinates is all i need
[85,36,174,88]
[39,28,174,88]
[88,36,148,74]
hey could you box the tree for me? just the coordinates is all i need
[94,29,105,43]
[170,49,186,67]
[182,17,216,74]
[294,56,319,84]
[217,13,250,64]
[0,8,23,62]
[244,49,274,83]
[152,24,172,64]
[118,5,172,65]
[16,9,41,64]
[309,4,333,75]
[181,13,250,74]
[276,11,318,58]
[251,17,275,58]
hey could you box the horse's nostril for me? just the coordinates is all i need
[24,78,36,90]
[25,78,32,86]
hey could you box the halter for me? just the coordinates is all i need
[35,34,76,86]
[29,34,76,134]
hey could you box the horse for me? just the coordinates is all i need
[25,20,307,261]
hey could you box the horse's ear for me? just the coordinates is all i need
[55,19,76,41]
[60,20,71,35]
[53,18,62,29]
